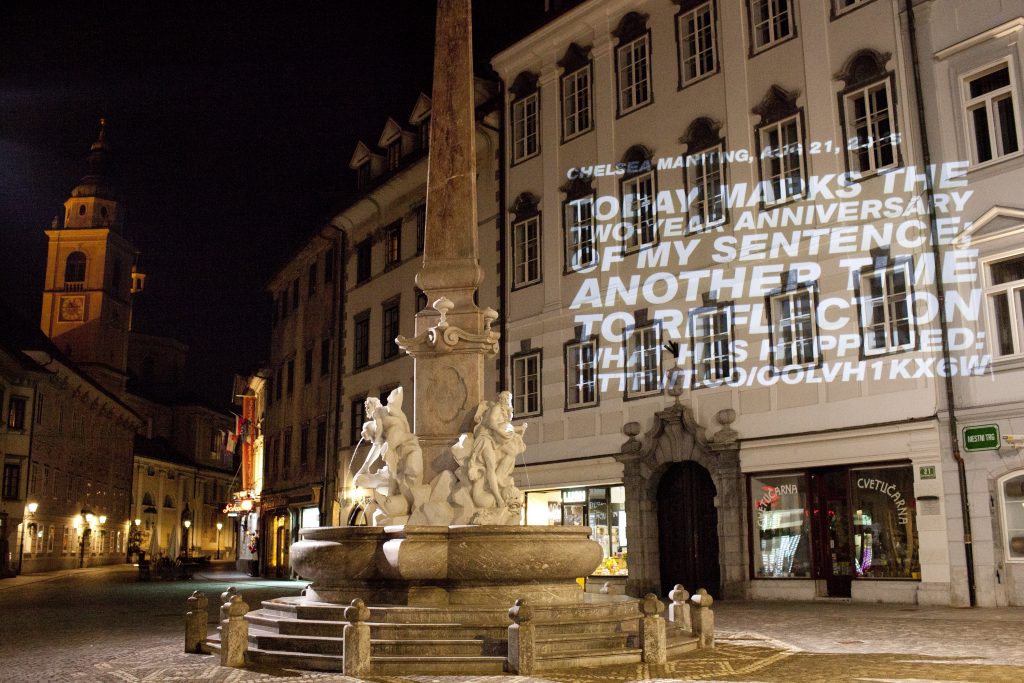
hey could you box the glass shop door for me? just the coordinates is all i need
[809,468,853,598]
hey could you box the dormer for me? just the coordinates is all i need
[349,141,384,190]
[409,92,432,150]
[377,117,416,171]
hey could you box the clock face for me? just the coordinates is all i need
[59,296,85,322]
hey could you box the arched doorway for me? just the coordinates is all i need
[657,461,721,597]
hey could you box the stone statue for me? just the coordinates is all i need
[352,387,525,527]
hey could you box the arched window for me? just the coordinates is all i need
[65,252,86,284]
[163,495,175,509]
[142,492,155,507]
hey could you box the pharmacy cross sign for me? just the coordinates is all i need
[962,424,1000,452]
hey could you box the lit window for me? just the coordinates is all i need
[858,259,915,356]
[622,171,656,251]
[7,395,27,430]
[844,78,897,175]
[566,337,598,408]
[985,252,1024,357]
[625,323,661,397]
[998,471,1024,562]
[686,142,725,230]
[512,215,541,288]
[381,300,401,360]
[963,61,1021,165]
[691,306,734,386]
[512,92,539,162]
[678,1,717,86]
[565,195,597,272]
[758,114,804,205]
[562,66,592,140]
[617,34,651,114]
[749,0,795,54]
[385,221,402,267]
[512,351,541,417]
[769,286,819,371]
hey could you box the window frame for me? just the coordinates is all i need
[353,310,371,371]
[320,337,331,377]
[7,395,27,431]
[624,321,663,399]
[676,0,719,89]
[350,396,366,447]
[511,91,540,164]
[565,335,600,410]
[615,32,653,117]
[384,221,402,268]
[997,470,1024,563]
[561,63,593,142]
[960,58,1023,168]
[766,282,822,374]
[621,170,658,253]
[689,303,736,388]
[982,248,1024,359]
[855,256,918,358]
[684,140,727,232]
[830,0,877,19]
[511,349,542,418]
[747,0,798,56]
[756,112,807,207]
[356,239,372,284]
[563,193,597,274]
[511,214,542,290]
[840,73,900,178]
[381,297,401,361]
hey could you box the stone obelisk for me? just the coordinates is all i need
[398,0,500,480]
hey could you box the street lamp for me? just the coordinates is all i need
[18,501,38,575]
[216,521,223,560]
[181,502,192,560]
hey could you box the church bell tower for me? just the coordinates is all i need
[40,119,145,396]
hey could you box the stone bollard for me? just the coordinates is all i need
[507,598,536,675]
[343,598,372,677]
[639,593,667,665]
[219,586,238,622]
[185,591,209,654]
[690,588,715,648]
[668,584,691,633]
[220,594,249,667]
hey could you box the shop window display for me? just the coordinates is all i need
[524,485,628,576]
[750,473,810,578]
[999,472,1024,561]
[850,465,919,578]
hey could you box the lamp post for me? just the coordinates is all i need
[181,502,191,560]
[17,501,38,575]
[216,521,223,559]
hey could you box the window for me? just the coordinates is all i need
[998,471,1024,562]
[320,337,331,376]
[833,0,874,16]
[858,259,915,356]
[562,65,592,140]
[163,495,175,509]
[748,0,795,54]
[387,140,401,171]
[64,252,86,284]
[566,337,598,409]
[565,195,597,272]
[350,396,366,446]
[512,216,541,288]
[290,279,299,311]
[415,288,428,312]
[304,348,313,385]
[769,285,819,371]
[35,393,44,425]
[283,428,293,476]
[324,246,336,283]
[625,322,661,397]
[308,263,318,298]
[385,221,401,267]
[512,350,541,417]
[418,117,430,150]
[844,78,897,175]
[751,472,810,578]
[616,34,651,115]
[353,311,370,370]
[299,423,309,467]
[415,205,426,255]
[985,252,1024,357]
[758,114,805,205]
[356,162,370,189]
[3,463,21,500]
[7,396,27,430]
[512,92,539,162]
[678,1,718,86]
[622,171,656,251]
[357,240,372,284]
[685,142,726,230]
[275,367,283,401]
[850,465,919,578]
[381,300,401,360]
[287,358,295,394]
[690,305,734,386]
[316,419,327,467]
[963,61,1021,165]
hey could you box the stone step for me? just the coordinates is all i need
[538,617,639,637]
[371,655,507,675]
[536,632,633,655]
[248,632,345,656]
[370,622,509,640]
[666,636,700,657]
[535,647,643,670]
[370,638,494,657]
[246,646,346,672]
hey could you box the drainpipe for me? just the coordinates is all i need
[314,225,345,528]
[495,78,509,391]
[904,0,976,606]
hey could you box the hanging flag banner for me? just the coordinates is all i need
[242,396,256,490]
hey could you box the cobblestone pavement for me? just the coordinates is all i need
[1,564,1022,683]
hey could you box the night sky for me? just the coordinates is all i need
[0,2,548,406]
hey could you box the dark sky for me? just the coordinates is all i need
[0,1,548,405]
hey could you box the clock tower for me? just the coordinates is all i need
[40,119,145,396]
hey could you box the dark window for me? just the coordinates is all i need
[382,300,400,360]
[283,428,293,477]
[350,396,366,446]
[110,259,121,291]
[356,163,370,189]
[387,140,401,170]
[308,263,318,298]
[385,221,402,267]
[321,338,331,376]
[292,279,300,309]
[275,367,283,401]
[35,393,44,425]
[415,288,428,312]
[354,311,371,369]
[357,240,372,283]
[300,423,309,466]
[304,348,313,384]
[287,359,295,394]
[418,117,430,150]
[65,252,86,284]
[324,246,336,283]
[415,205,426,255]
[315,419,327,467]
[8,396,27,430]
[2,462,21,500]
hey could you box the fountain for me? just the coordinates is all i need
[203,0,709,674]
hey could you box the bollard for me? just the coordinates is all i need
[668,584,691,633]
[219,586,238,622]
[507,598,536,675]
[639,593,667,664]
[690,588,715,648]
[220,594,249,667]
[343,598,372,677]
[185,591,209,654]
